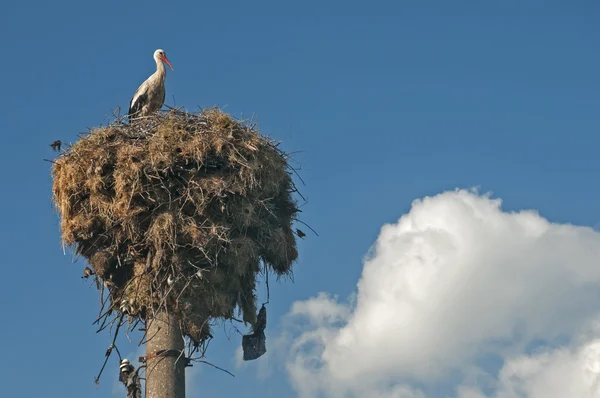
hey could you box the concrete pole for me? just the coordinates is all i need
[145,311,186,398]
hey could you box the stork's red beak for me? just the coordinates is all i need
[161,56,174,70]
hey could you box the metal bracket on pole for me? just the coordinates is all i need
[140,349,192,367]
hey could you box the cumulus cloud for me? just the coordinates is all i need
[492,338,600,398]
[280,189,600,397]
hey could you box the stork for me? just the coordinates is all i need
[128,49,174,122]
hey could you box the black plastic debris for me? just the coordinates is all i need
[242,304,267,361]
[242,330,267,361]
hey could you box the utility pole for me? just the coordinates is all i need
[145,311,186,398]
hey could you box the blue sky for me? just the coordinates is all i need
[1,1,599,397]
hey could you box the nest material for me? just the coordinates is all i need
[52,108,299,344]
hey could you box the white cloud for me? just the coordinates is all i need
[456,386,486,398]
[280,189,600,397]
[492,339,600,398]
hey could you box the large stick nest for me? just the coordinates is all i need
[52,108,300,344]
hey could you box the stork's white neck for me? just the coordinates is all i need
[154,56,167,80]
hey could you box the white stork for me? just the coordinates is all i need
[128,49,174,121]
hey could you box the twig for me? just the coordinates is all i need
[94,313,125,384]
[265,265,270,304]
[189,358,235,377]
[295,219,319,236]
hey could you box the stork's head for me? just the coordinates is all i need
[154,49,174,70]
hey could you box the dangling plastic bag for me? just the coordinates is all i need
[242,304,267,360]
[242,330,266,361]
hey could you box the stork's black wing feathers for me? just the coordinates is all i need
[128,92,147,120]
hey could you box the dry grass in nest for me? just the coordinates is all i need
[52,108,301,345]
